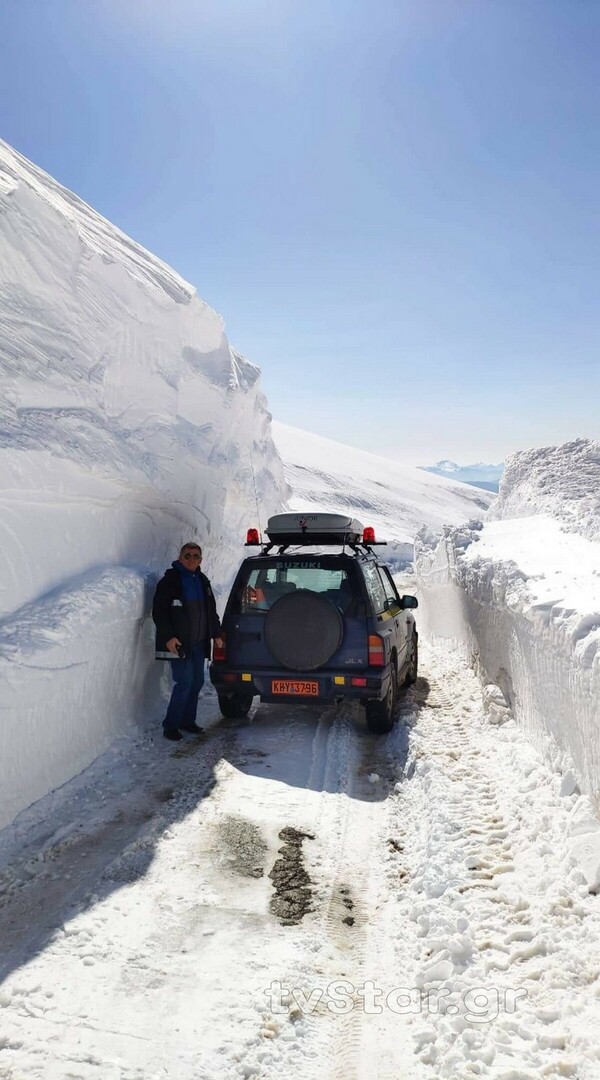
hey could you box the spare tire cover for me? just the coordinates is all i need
[264,590,344,671]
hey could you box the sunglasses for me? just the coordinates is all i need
[182,552,202,560]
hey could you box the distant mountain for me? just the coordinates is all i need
[421,460,504,493]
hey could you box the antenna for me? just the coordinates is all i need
[249,446,263,539]
[343,491,352,555]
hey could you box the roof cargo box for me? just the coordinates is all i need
[265,513,364,546]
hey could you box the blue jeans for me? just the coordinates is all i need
[164,642,206,731]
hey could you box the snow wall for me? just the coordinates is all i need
[0,141,288,830]
[415,439,600,813]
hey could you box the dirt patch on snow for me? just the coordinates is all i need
[269,827,315,926]
[215,816,268,879]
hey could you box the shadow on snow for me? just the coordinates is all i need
[0,677,431,984]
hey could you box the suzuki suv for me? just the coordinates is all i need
[210,513,418,733]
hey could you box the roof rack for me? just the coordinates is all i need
[245,512,387,555]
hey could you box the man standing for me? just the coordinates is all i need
[152,542,223,742]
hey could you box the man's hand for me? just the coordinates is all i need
[166,637,182,656]
[214,637,224,649]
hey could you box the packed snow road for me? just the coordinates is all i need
[1,642,600,1079]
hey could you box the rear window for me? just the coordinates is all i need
[237,561,353,613]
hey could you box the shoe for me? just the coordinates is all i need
[179,722,204,735]
[163,728,183,742]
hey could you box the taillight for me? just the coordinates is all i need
[213,635,226,662]
[368,634,385,667]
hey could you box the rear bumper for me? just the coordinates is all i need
[209,664,390,704]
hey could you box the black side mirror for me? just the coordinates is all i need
[401,594,418,609]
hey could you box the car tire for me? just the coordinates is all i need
[404,632,418,686]
[218,693,253,719]
[366,664,396,734]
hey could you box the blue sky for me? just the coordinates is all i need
[1,0,598,465]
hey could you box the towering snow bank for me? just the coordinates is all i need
[0,140,287,829]
[415,439,600,814]
[272,421,493,568]
[489,438,600,542]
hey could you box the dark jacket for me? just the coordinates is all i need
[152,566,221,660]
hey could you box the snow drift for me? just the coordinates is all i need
[272,421,494,569]
[0,140,287,829]
[487,438,600,542]
[415,438,600,816]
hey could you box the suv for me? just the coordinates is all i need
[210,513,418,734]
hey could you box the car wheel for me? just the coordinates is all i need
[366,664,396,734]
[404,632,418,686]
[218,693,253,719]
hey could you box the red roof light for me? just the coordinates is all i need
[363,526,376,544]
[246,528,260,545]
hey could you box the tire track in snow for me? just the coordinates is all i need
[155,703,373,1079]
[269,700,411,1080]
[307,708,377,1080]
[224,702,388,1080]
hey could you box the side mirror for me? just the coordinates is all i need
[401,594,418,609]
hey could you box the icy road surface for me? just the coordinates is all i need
[1,642,600,1079]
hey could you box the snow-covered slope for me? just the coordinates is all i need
[272,421,493,567]
[0,140,287,829]
[415,438,600,821]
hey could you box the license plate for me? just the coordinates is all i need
[272,679,319,696]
